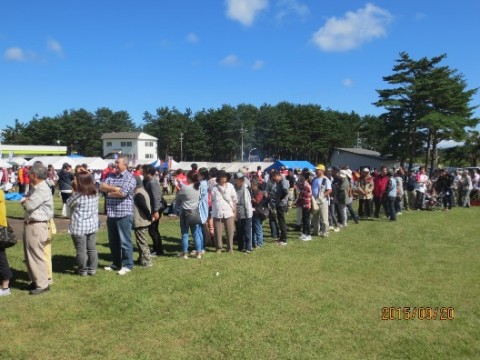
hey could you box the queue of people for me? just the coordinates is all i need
[0,158,478,297]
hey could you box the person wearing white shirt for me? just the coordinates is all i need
[211,170,238,254]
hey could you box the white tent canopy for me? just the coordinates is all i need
[26,156,109,170]
[9,157,28,166]
[173,161,273,172]
[26,156,74,169]
[0,159,12,168]
[76,157,109,170]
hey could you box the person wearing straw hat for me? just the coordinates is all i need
[311,164,332,237]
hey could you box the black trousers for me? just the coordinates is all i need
[61,191,72,204]
[0,248,12,281]
[148,219,164,254]
[443,191,453,210]
[302,207,311,235]
[374,195,389,217]
[276,206,288,242]
[358,199,371,217]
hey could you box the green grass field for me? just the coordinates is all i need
[2,199,479,360]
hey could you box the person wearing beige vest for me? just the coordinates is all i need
[133,177,153,267]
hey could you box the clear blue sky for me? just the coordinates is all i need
[1,0,479,132]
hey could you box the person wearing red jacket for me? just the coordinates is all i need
[373,166,389,218]
[101,163,115,181]
[175,169,187,192]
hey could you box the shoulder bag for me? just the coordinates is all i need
[0,223,17,248]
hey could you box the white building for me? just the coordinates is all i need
[101,132,158,165]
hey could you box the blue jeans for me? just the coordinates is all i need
[387,197,396,221]
[236,217,252,251]
[252,214,264,247]
[107,215,134,270]
[180,214,202,253]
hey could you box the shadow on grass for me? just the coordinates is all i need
[52,254,77,275]
[10,268,31,289]
[96,236,183,257]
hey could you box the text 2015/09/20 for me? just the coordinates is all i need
[381,307,455,320]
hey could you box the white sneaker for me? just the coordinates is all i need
[333,227,340,232]
[328,226,335,231]
[321,232,329,238]
[278,241,288,246]
[299,234,307,240]
[302,235,312,241]
[397,212,402,215]
[0,288,11,297]
[104,265,119,271]
[117,267,131,275]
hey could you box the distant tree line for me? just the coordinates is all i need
[2,52,478,167]
[1,103,380,164]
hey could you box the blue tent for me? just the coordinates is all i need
[264,160,315,172]
[150,159,169,170]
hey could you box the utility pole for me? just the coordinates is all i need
[180,132,184,161]
[240,125,247,162]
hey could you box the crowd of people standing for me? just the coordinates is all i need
[0,158,478,296]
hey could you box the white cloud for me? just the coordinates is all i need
[47,38,63,56]
[225,0,269,26]
[186,32,199,43]
[252,60,265,70]
[311,3,393,52]
[220,54,241,67]
[342,78,353,87]
[4,47,26,62]
[276,0,309,21]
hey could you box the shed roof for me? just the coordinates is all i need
[335,148,382,157]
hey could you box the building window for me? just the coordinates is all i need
[106,142,112,147]
[121,141,133,147]
[145,154,154,159]
[145,141,154,147]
